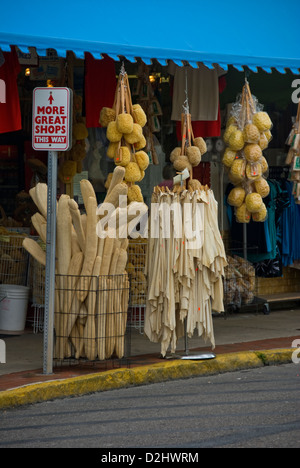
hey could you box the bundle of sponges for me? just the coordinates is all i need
[223,81,272,223]
[170,112,207,188]
[100,68,149,204]
[22,169,148,362]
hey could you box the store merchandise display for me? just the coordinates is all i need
[222,81,272,223]
[224,255,256,307]
[100,66,150,203]
[22,170,148,361]
[144,186,227,357]
[285,100,300,204]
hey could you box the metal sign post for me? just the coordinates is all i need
[32,87,72,375]
[43,150,57,374]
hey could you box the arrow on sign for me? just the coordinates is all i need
[48,92,54,105]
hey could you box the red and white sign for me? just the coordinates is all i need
[32,87,72,151]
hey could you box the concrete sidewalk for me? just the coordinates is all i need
[0,308,299,410]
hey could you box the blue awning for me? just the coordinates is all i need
[1,0,300,74]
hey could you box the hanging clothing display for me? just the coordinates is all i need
[144,187,227,357]
[0,46,21,134]
[168,62,226,138]
[281,180,300,266]
[84,53,116,128]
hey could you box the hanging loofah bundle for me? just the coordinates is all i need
[222,80,272,222]
[100,66,153,204]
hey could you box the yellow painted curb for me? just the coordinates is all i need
[0,349,294,410]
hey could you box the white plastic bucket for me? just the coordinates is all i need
[0,285,30,332]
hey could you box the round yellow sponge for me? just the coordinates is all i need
[135,151,150,171]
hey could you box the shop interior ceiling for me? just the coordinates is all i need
[1,0,300,75]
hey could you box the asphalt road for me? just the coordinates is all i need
[0,363,299,449]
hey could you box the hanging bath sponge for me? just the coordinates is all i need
[132,104,147,127]
[117,113,134,134]
[135,151,150,171]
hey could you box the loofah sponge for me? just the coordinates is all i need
[223,124,237,144]
[227,186,246,207]
[117,113,134,134]
[244,144,262,163]
[124,162,142,183]
[134,135,147,150]
[107,121,122,142]
[230,158,246,184]
[99,107,116,127]
[188,179,202,192]
[264,129,272,142]
[128,184,143,203]
[236,203,251,223]
[138,170,145,182]
[222,148,237,168]
[243,123,260,144]
[246,162,262,181]
[186,146,201,167]
[135,151,149,171]
[124,123,143,144]
[114,146,131,167]
[258,133,268,150]
[107,142,119,159]
[173,155,192,172]
[132,104,147,127]
[170,147,182,163]
[252,203,267,222]
[245,192,263,213]
[252,112,272,132]
[193,137,207,155]
[254,177,270,198]
[228,129,245,151]
[260,156,268,174]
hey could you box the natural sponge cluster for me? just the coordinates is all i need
[170,113,207,188]
[223,82,272,223]
[100,70,149,203]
